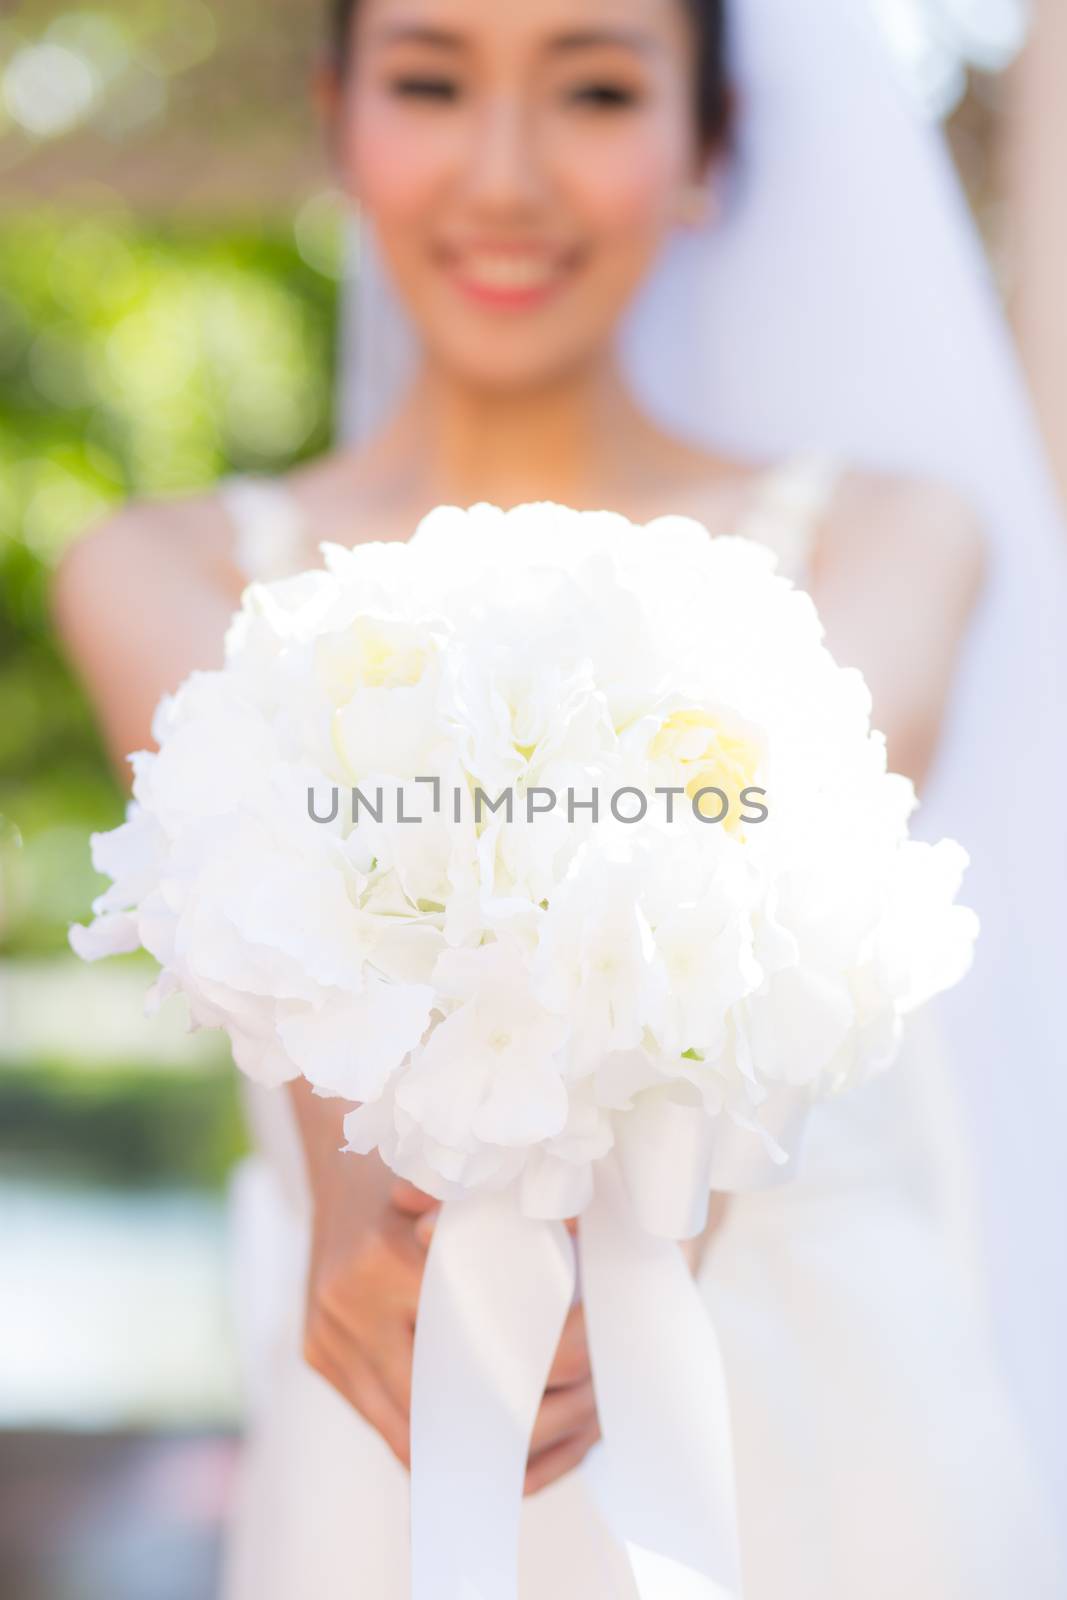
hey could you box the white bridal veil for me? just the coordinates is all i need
[336,0,1067,1516]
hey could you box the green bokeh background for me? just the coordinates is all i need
[0,0,345,1183]
[0,217,338,923]
[0,216,339,1184]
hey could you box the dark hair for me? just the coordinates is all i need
[328,0,732,153]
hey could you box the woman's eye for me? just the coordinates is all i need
[388,76,460,102]
[566,82,640,110]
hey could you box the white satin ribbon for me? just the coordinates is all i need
[409,1095,809,1600]
[579,1156,742,1600]
[410,1189,575,1600]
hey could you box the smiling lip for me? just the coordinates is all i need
[441,243,577,310]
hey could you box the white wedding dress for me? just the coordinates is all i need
[215,460,1063,1599]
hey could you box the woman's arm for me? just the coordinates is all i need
[51,495,241,774]
[810,473,986,789]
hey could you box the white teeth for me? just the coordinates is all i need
[460,253,558,290]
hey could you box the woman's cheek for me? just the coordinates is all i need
[559,130,687,238]
[343,103,459,216]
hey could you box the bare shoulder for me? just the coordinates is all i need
[50,487,279,774]
[818,466,986,593]
[807,469,988,783]
[52,488,241,620]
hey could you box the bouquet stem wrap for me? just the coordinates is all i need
[410,1194,576,1600]
[410,1096,810,1600]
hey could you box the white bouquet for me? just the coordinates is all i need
[72,502,976,1600]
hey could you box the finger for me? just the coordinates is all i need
[390,1179,439,1217]
[546,1304,592,1389]
[315,1288,416,1420]
[379,1204,436,1277]
[305,1334,411,1467]
[524,1420,601,1496]
[529,1378,597,1455]
[312,1241,424,1320]
[369,1326,416,1419]
[348,1367,411,1467]
[413,1208,438,1250]
[384,1187,440,1260]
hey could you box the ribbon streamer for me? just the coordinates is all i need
[579,1158,743,1600]
[409,1099,807,1598]
[410,1189,575,1600]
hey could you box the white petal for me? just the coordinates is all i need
[68,913,140,960]
[279,980,435,1101]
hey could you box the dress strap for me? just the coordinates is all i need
[734,453,844,582]
[219,458,843,586]
[217,473,311,583]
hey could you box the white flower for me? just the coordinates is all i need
[70,500,977,1205]
[397,942,569,1155]
[532,838,669,1075]
[277,977,435,1102]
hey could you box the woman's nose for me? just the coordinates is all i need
[461,94,547,217]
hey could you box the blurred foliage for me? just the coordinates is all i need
[0,0,326,213]
[0,2,344,1193]
[0,209,340,959]
[0,1058,247,1188]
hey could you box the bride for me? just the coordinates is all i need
[53,0,1066,1594]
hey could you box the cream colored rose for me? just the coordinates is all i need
[648,705,764,834]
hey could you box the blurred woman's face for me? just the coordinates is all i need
[329,0,709,392]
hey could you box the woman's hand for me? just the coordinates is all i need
[303,1160,601,1493]
[295,1070,603,1494]
[302,1148,424,1468]
[389,1181,602,1495]
[296,1083,725,1495]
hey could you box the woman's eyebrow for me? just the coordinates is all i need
[548,28,661,56]
[370,23,465,48]
[368,23,661,55]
